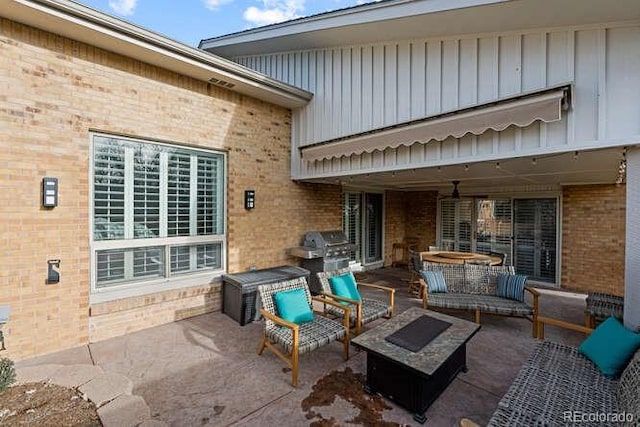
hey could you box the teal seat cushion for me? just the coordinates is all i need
[273,288,314,324]
[421,270,448,293]
[579,316,640,378]
[329,273,361,305]
[496,273,527,302]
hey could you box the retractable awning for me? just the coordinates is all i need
[301,85,571,162]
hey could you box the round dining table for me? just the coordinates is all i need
[420,250,502,266]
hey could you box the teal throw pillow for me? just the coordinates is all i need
[329,273,361,305]
[421,270,447,293]
[579,316,640,378]
[496,273,527,302]
[273,288,314,324]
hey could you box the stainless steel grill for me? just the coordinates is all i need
[289,230,356,294]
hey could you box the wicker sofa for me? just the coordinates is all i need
[418,263,539,337]
[488,340,640,426]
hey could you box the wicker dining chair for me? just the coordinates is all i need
[257,277,350,387]
[489,251,508,266]
[464,258,492,266]
[316,268,395,335]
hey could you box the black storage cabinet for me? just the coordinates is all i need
[222,265,310,326]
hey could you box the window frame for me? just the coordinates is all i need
[89,133,227,303]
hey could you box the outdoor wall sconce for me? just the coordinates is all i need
[244,190,255,210]
[42,177,58,208]
[47,259,60,284]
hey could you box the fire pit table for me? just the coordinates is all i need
[352,307,480,423]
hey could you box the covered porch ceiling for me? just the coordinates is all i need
[301,147,627,193]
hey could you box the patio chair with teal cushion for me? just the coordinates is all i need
[317,268,395,335]
[257,277,350,387]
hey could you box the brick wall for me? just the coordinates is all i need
[403,191,439,252]
[383,190,438,266]
[562,184,626,295]
[383,191,406,266]
[0,18,340,360]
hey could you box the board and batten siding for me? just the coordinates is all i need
[233,23,640,179]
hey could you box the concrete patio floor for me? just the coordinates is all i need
[16,267,589,427]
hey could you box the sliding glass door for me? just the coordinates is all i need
[513,198,557,283]
[342,191,383,267]
[439,196,558,285]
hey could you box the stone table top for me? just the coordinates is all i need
[351,307,480,376]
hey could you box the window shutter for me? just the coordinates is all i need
[94,140,125,241]
[168,153,191,236]
[133,145,161,238]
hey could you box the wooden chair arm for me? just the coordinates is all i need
[319,292,360,306]
[357,282,395,294]
[524,286,540,297]
[312,296,351,331]
[313,296,353,314]
[419,278,429,309]
[357,282,395,316]
[536,315,594,339]
[260,309,299,331]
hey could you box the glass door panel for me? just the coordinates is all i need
[440,199,473,252]
[475,199,512,263]
[342,192,361,262]
[514,198,557,284]
[364,193,383,264]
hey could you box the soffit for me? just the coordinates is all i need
[201,0,640,57]
[303,147,627,193]
[301,86,570,163]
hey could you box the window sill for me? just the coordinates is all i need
[89,271,224,306]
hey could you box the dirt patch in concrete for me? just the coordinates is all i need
[301,367,402,427]
[0,382,101,426]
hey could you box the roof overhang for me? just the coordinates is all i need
[200,0,640,57]
[301,85,571,163]
[1,0,312,109]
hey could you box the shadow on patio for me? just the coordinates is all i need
[17,267,588,426]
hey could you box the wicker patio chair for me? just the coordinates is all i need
[316,268,395,335]
[408,249,424,296]
[584,291,624,328]
[488,251,508,266]
[257,277,350,387]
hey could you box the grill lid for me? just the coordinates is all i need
[303,230,349,248]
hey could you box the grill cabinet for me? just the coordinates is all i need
[222,265,310,325]
[290,230,356,294]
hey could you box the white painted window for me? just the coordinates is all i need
[91,134,225,294]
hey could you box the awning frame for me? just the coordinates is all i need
[301,83,572,162]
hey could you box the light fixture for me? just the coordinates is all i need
[617,147,627,184]
[464,164,469,172]
[437,166,442,173]
[532,157,537,165]
[451,180,460,199]
[573,151,579,160]
[495,162,501,169]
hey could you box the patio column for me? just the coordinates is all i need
[625,147,640,331]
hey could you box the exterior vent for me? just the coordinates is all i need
[209,77,236,89]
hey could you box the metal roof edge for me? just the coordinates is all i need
[199,0,507,50]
